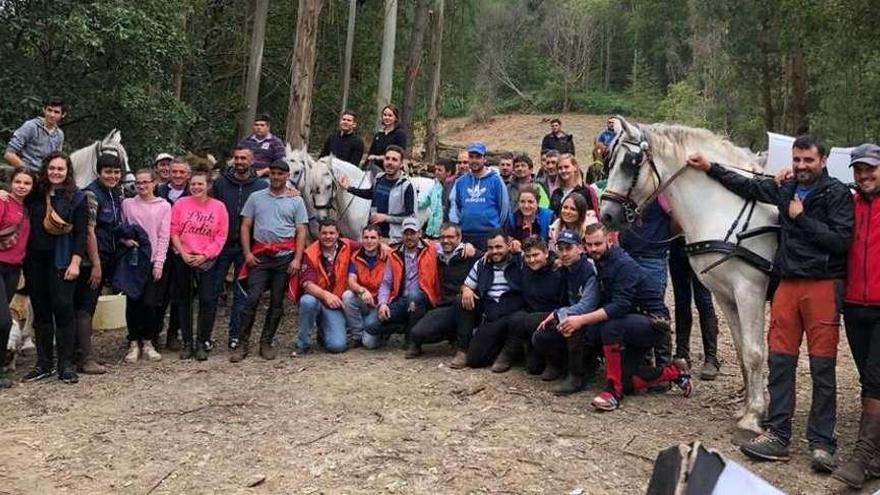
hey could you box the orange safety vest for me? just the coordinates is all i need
[387,240,441,306]
[303,239,353,298]
[351,244,392,299]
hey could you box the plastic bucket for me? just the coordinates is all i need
[92,294,127,331]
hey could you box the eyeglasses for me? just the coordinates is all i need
[135,180,154,185]
[456,160,469,164]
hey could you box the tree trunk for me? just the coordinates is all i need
[400,0,430,146]
[341,0,357,112]
[603,21,612,90]
[173,13,187,101]
[240,0,269,139]
[375,0,398,128]
[423,0,445,165]
[286,0,324,150]
[786,47,809,134]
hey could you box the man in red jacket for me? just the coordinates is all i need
[834,143,880,488]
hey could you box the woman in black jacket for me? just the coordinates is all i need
[365,104,407,173]
[23,151,89,384]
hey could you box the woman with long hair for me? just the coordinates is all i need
[121,168,171,363]
[0,170,35,388]
[364,104,407,173]
[548,193,597,250]
[23,151,88,384]
[169,170,228,361]
[549,153,600,219]
[506,185,553,252]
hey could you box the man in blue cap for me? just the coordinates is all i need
[449,142,511,250]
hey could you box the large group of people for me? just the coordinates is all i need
[2,100,880,489]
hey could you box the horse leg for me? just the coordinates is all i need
[713,296,747,412]
[732,281,769,435]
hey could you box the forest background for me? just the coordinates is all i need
[1,0,878,167]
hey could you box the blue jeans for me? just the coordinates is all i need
[363,289,428,349]
[298,294,347,353]
[342,289,380,342]
[212,244,246,344]
[631,255,669,295]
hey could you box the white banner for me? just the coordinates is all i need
[765,132,853,184]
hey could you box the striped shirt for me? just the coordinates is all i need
[464,259,511,302]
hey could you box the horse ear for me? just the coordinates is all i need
[285,143,293,156]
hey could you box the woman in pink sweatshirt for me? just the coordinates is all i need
[170,170,228,360]
[0,170,34,388]
[121,168,171,364]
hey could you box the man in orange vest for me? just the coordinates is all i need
[298,219,354,354]
[342,224,393,348]
[366,218,441,349]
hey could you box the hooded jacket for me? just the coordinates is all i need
[449,168,511,235]
[211,167,267,247]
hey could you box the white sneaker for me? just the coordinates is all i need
[141,341,162,362]
[125,341,140,363]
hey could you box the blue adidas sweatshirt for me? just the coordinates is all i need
[448,168,510,235]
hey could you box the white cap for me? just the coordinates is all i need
[154,153,174,163]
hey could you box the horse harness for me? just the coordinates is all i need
[601,137,778,275]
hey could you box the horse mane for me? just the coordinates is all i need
[640,123,762,171]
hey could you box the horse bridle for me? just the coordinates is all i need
[599,138,665,223]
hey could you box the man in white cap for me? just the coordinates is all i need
[154,153,174,188]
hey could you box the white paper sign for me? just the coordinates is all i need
[765,132,853,184]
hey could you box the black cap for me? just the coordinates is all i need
[268,159,289,172]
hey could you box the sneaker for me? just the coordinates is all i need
[229,346,247,363]
[80,359,108,374]
[58,368,79,384]
[203,340,214,352]
[229,338,240,350]
[404,342,422,359]
[811,448,836,474]
[194,345,208,361]
[259,342,276,361]
[699,360,720,381]
[591,391,620,411]
[740,432,790,462]
[672,359,694,397]
[141,342,162,362]
[179,345,194,360]
[448,350,468,369]
[23,366,55,382]
[125,341,140,364]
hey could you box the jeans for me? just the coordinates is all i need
[0,263,21,370]
[298,294,347,353]
[239,254,290,346]
[342,290,380,342]
[363,289,428,349]
[25,251,77,372]
[211,244,246,344]
[631,255,668,295]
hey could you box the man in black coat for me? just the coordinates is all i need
[319,110,365,165]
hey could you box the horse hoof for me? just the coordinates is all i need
[731,428,760,447]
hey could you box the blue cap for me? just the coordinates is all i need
[466,142,487,156]
[556,229,581,246]
[850,143,880,167]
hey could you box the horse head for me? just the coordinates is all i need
[599,116,658,230]
[285,146,337,223]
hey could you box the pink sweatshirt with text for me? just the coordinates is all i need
[123,196,171,271]
[170,196,228,259]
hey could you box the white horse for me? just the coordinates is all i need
[285,147,435,239]
[70,129,130,189]
[600,117,778,435]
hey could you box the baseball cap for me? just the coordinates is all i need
[556,229,581,246]
[154,153,174,163]
[467,142,487,156]
[268,159,289,172]
[402,217,421,232]
[850,143,880,167]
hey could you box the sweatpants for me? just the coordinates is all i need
[126,277,161,342]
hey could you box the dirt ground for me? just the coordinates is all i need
[1,114,875,494]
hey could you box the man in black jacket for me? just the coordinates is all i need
[407,223,479,358]
[687,135,854,472]
[541,118,575,155]
[210,147,267,349]
[319,110,365,165]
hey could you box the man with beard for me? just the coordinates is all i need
[536,150,561,197]
[491,236,568,375]
[555,223,692,411]
[453,230,522,369]
[688,135,853,471]
[367,218,441,349]
[210,147,267,349]
[530,230,599,394]
[541,118,575,155]
[449,143,510,250]
[230,160,307,362]
[406,223,479,359]
[320,110,365,165]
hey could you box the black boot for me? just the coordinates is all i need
[491,338,521,373]
[554,336,585,395]
[833,398,880,489]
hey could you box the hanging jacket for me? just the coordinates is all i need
[112,224,152,300]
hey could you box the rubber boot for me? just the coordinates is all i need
[833,398,880,489]
[75,312,106,374]
[554,336,585,395]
